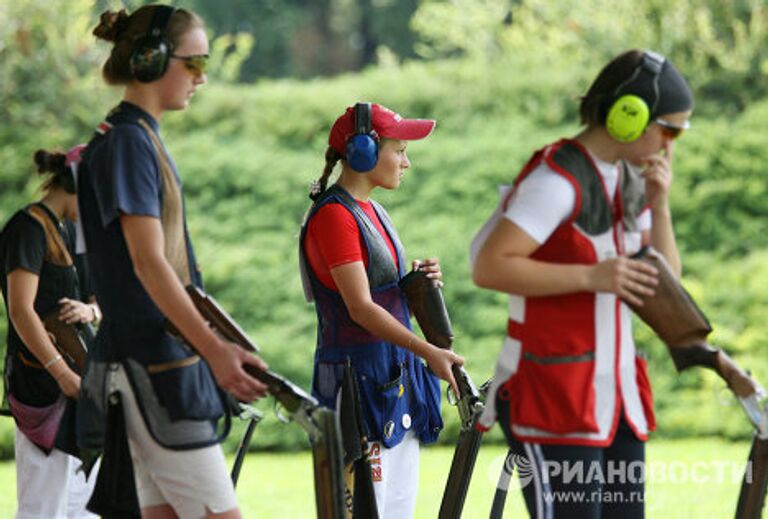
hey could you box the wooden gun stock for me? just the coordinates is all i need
[628,247,768,518]
[186,286,259,353]
[42,311,90,373]
[398,270,481,408]
[628,248,763,399]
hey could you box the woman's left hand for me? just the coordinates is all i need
[57,298,95,324]
[641,140,674,209]
[412,257,443,286]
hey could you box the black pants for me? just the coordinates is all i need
[497,400,645,519]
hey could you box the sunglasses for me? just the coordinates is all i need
[170,54,209,77]
[654,118,690,140]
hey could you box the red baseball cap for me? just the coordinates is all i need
[328,103,436,155]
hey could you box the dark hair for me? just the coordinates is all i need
[33,149,71,193]
[92,5,204,85]
[579,49,645,127]
[309,147,343,201]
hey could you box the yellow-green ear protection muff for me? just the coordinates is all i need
[605,51,665,143]
[130,6,177,83]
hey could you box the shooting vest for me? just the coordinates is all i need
[478,139,655,446]
[300,185,443,448]
[77,108,224,452]
[0,204,82,449]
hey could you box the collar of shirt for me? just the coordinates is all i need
[107,101,160,133]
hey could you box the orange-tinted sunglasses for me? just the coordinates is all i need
[170,54,209,77]
[654,118,690,140]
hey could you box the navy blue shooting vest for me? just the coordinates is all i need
[300,185,442,448]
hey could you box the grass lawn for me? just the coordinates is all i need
[0,437,755,517]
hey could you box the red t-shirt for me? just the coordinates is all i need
[305,200,398,291]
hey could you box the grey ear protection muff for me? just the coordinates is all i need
[130,5,177,83]
[345,102,379,172]
[605,51,665,143]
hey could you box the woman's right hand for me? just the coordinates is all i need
[589,256,658,306]
[423,346,464,397]
[207,340,270,403]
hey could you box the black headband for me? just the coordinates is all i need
[615,52,694,117]
[654,59,694,116]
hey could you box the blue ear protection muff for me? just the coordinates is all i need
[605,51,665,143]
[130,5,176,83]
[345,102,379,173]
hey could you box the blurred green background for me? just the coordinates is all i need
[1,0,767,459]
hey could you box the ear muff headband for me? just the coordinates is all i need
[605,51,665,143]
[61,166,77,194]
[130,6,177,83]
[346,102,379,173]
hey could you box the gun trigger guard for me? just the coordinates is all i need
[715,385,734,407]
[446,385,458,406]
[274,401,292,424]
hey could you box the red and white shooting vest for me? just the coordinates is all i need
[478,139,655,446]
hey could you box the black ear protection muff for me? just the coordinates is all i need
[130,5,177,83]
[605,51,665,143]
[345,102,379,173]
[61,167,76,194]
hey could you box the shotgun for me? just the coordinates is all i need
[628,247,768,519]
[399,269,491,519]
[182,285,346,519]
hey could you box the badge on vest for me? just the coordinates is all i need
[384,420,395,439]
[402,413,412,429]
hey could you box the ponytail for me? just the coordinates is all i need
[308,146,342,201]
[33,148,78,194]
[92,9,130,43]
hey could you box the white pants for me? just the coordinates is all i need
[107,363,238,517]
[368,431,420,519]
[15,427,98,519]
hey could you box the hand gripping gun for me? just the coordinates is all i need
[42,310,93,373]
[182,286,346,519]
[399,269,491,519]
[628,247,768,519]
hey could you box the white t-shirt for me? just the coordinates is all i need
[504,150,650,244]
[468,148,650,270]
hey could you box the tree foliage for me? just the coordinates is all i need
[0,0,110,208]
[412,0,768,114]
[171,0,421,80]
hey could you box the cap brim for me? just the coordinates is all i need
[380,119,436,141]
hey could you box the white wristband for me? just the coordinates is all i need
[44,354,63,369]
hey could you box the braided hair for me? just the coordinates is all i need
[308,146,342,201]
